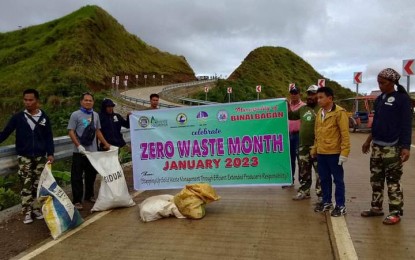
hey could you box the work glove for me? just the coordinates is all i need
[338,155,348,165]
[77,145,86,154]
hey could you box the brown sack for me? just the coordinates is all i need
[173,183,220,219]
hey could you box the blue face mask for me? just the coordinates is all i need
[80,107,93,114]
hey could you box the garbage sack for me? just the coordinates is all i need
[37,163,84,239]
[173,183,220,219]
[85,146,136,212]
[139,194,186,222]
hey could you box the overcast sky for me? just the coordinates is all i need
[1,0,415,94]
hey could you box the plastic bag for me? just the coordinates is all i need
[37,163,84,239]
[139,194,185,222]
[173,183,220,219]
[85,146,135,212]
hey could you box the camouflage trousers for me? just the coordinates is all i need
[298,146,321,197]
[17,156,47,214]
[370,144,403,214]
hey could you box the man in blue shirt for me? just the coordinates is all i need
[361,68,412,225]
[0,89,54,224]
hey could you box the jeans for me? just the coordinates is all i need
[289,132,300,183]
[317,154,345,207]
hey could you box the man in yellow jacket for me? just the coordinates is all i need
[311,87,350,217]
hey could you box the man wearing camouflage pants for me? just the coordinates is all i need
[361,68,412,225]
[288,85,322,201]
[0,89,54,224]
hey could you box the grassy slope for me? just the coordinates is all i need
[0,5,195,109]
[0,5,196,144]
[193,46,354,102]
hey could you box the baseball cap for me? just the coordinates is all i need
[102,98,115,107]
[306,85,319,93]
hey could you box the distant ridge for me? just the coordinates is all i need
[195,46,354,102]
[229,46,354,99]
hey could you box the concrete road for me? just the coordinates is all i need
[13,133,415,260]
[123,86,182,108]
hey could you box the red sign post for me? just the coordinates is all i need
[204,86,209,101]
[353,72,362,112]
[227,87,232,103]
[403,59,414,93]
[318,79,325,88]
[353,72,362,84]
[256,85,261,100]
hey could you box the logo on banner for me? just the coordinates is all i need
[150,116,168,127]
[196,111,209,125]
[138,116,150,128]
[176,113,188,126]
[217,110,228,122]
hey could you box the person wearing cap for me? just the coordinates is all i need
[99,98,130,150]
[311,87,350,217]
[288,85,322,201]
[283,85,305,188]
[68,92,111,210]
[360,68,412,225]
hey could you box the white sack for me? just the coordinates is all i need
[139,194,186,222]
[85,146,135,212]
[37,163,83,239]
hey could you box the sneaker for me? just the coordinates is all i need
[331,206,347,217]
[292,192,310,200]
[316,196,323,203]
[383,211,401,225]
[32,209,44,220]
[361,208,384,217]
[74,202,83,210]
[23,212,33,224]
[314,202,333,212]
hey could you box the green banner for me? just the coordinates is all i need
[130,99,291,190]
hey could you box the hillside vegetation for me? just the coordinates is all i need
[193,46,354,102]
[0,5,196,141]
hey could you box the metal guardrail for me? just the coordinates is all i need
[0,129,131,176]
[161,79,216,92]
[0,80,217,176]
[176,97,218,106]
[119,79,218,107]
[161,80,218,106]
[119,94,179,108]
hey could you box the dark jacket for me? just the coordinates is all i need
[372,91,412,149]
[99,112,130,148]
[0,110,54,157]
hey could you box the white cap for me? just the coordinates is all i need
[306,85,319,93]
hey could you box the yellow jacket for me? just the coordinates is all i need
[311,103,350,157]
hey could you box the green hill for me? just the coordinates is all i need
[0,5,197,141]
[0,5,195,109]
[194,46,354,102]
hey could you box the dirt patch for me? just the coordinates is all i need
[0,165,134,260]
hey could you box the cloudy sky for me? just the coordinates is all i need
[1,0,415,94]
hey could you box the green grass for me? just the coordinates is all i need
[192,46,355,102]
